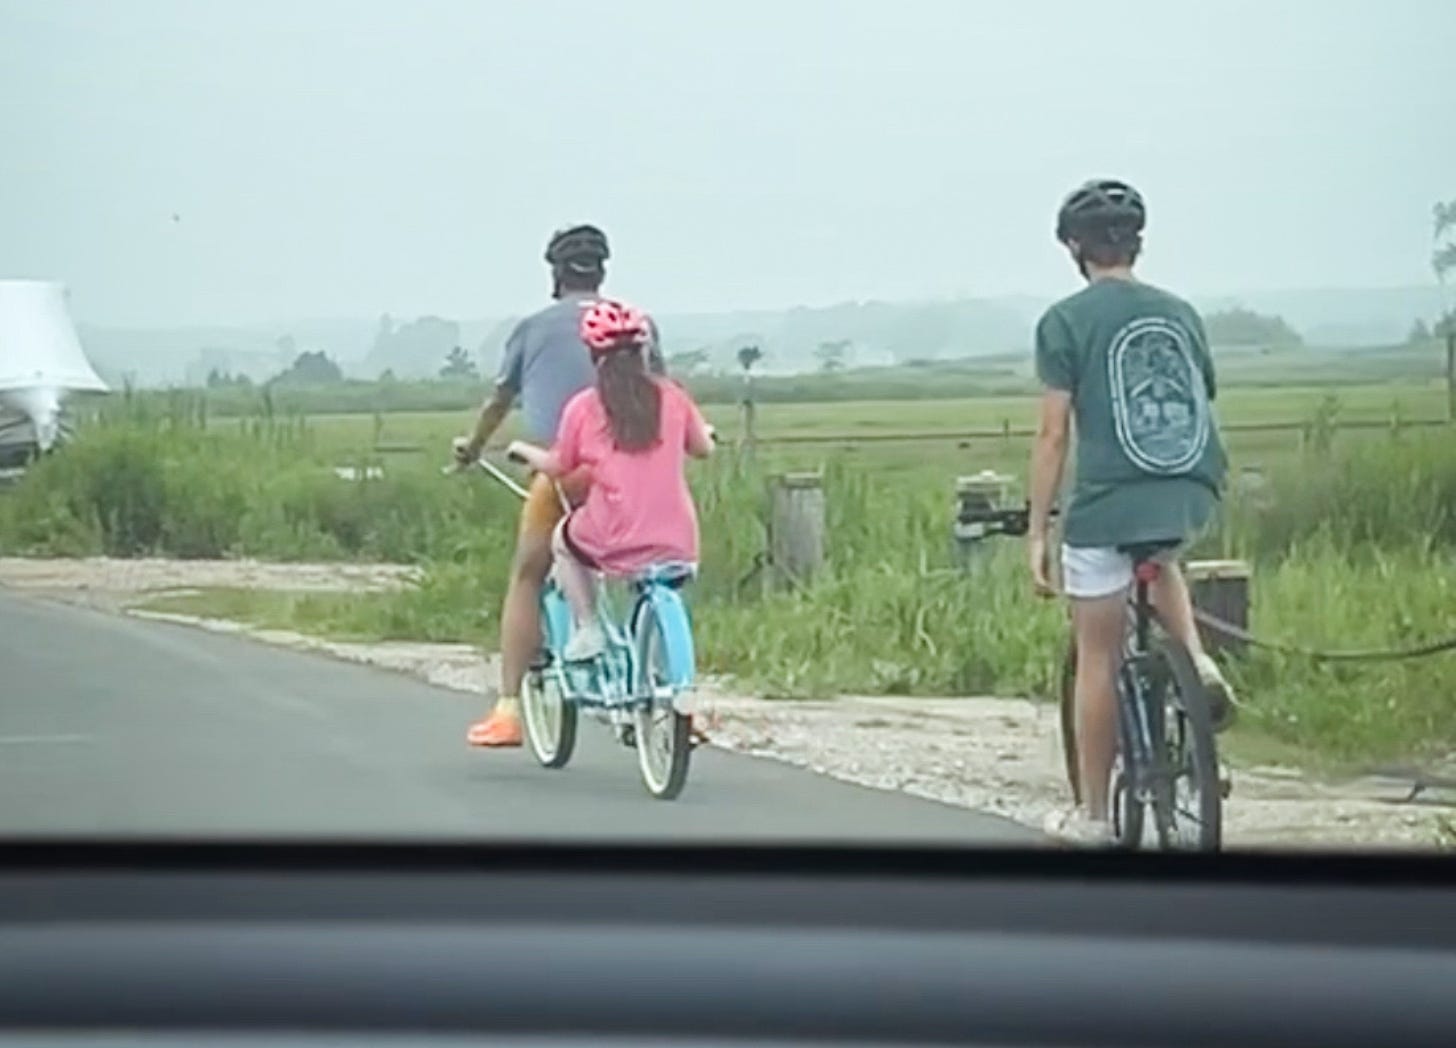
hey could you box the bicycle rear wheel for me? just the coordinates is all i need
[632,601,692,800]
[1109,665,1146,850]
[522,665,577,769]
[1059,635,1081,807]
[1150,639,1222,851]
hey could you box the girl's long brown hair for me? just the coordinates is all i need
[596,342,661,452]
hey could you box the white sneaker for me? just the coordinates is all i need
[564,622,606,663]
[1043,808,1115,848]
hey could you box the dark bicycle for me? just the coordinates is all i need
[977,506,1223,851]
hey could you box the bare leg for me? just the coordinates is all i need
[1070,592,1127,821]
[497,532,553,701]
[551,519,598,627]
[1150,560,1236,729]
[1150,561,1207,659]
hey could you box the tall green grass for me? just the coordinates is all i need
[4,395,1456,763]
[0,392,520,564]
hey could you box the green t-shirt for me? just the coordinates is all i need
[1034,278,1227,549]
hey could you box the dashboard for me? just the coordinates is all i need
[2,842,1455,1047]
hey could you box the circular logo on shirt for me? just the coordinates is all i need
[1106,317,1210,475]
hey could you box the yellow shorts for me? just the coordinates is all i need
[517,469,589,540]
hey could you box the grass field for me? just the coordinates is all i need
[264,382,1448,506]
[5,372,1456,769]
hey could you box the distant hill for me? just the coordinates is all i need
[1196,285,1448,347]
[78,284,1448,386]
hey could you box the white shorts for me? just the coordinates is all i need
[1061,544,1179,600]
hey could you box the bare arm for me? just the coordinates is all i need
[459,385,513,459]
[1029,389,1071,538]
[685,414,715,460]
[505,439,563,477]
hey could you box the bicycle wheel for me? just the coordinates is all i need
[632,600,692,800]
[1059,635,1081,806]
[521,589,577,769]
[1109,665,1146,850]
[521,665,577,769]
[1150,639,1222,851]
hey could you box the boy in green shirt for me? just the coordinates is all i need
[1027,179,1237,846]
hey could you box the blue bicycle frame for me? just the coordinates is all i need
[537,563,697,710]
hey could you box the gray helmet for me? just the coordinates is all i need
[1055,179,1146,244]
[544,224,610,271]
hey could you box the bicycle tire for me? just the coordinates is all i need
[1059,636,1081,806]
[632,599,692,801]
[522,590,578,770]
[1110,663,1146,850]
[521,666,577,770]
[1150,637,1222,851]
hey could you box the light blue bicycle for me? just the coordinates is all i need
[469,454,700,800]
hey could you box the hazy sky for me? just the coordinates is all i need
[2,0,1452,326]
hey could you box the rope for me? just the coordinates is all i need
[1193,608,1456,663]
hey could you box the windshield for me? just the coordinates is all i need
[1,0,1454,854]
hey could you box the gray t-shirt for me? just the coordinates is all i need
[495,292,665,442]
[1034,278,1227,548]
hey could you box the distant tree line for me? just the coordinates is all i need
[1201,308,1303,348]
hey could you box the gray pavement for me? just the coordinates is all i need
[0,592,1036,844]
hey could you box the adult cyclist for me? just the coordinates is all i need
[1027,179,1237,845]
[453,224,664,747]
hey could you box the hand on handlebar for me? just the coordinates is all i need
[450,436,479,469]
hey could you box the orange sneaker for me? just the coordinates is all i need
[467,710,523,748]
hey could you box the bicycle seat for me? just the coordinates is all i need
[632,562,697,588]
[1117,540,1181,564]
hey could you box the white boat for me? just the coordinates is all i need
[0,281,108,473]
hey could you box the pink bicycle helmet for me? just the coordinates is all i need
[579,298,650,358]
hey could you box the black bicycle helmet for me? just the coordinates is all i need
[1055,179,1146,244]
[544,223,610,270]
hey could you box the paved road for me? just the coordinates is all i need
[0,593,1036,844]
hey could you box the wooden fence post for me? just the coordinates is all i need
[1186,559,1252,660]
[768,472,825,590]
[1446,330,1455,424]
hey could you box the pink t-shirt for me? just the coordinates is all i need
[551,379,707,577]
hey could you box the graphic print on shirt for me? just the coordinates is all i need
[1106,316,1210,475]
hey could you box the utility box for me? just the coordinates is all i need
[953,470,1014,569]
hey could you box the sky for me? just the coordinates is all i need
[1,0,1453,327]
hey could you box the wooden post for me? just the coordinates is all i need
[1186,559,1252,660]
[768,472,825,589]
[1234,464,1270,512]
[1446,331,1455,424]
[740,393,757,460]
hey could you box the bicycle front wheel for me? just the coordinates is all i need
[1151,639,1222,851]
[632,601,692,800]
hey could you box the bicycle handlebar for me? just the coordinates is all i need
[957,502,1060,538]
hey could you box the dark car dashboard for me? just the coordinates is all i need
[2,842,1455,1047]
